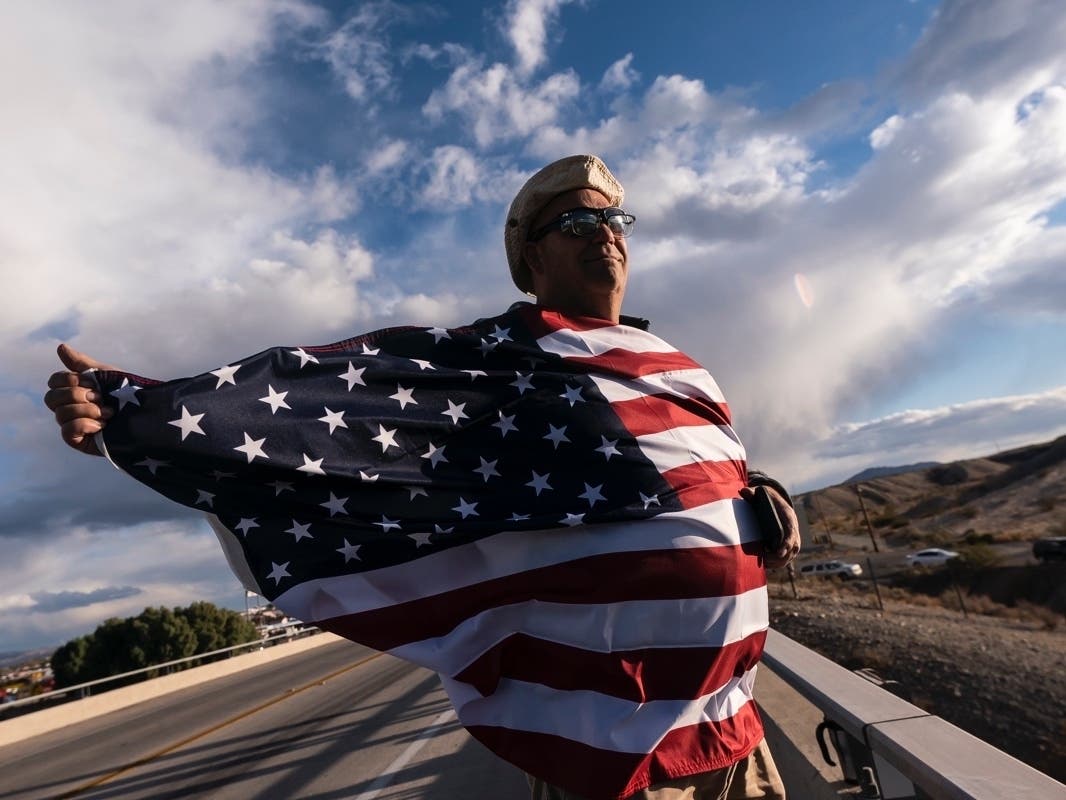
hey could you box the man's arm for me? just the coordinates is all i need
[43,344,116,457]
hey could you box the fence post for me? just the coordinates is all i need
[866,557,885,614]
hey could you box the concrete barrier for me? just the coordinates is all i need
[0,631,343,747]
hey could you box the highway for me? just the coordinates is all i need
[0,639,528,799]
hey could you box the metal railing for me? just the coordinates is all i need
[0,622,316,716]
[762,629,1064,799]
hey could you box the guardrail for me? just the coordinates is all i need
[762,629,1064,799]
[0,621,314,716]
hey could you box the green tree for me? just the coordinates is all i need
[50,602,255,688]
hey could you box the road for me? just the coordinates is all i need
[0,639,528,799]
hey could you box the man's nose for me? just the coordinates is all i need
[591,221,617,243]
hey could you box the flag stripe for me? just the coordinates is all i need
[272,498,759,615]
[452,630,767,702]
[316,554,768,654]
[634,425,746,473]
[450,667,758,752]
[610,392,732,435]
[588,370,728,406]
[659,461,749,509]
[468,704,764,800]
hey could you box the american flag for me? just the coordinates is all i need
[93,303,769,799]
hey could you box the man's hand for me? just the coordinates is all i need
[740,485,801,569]
[43,343,118,457]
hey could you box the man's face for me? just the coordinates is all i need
[523,188,629,321]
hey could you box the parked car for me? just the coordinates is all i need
[1033,537,1066,563]
[905,548,959,567]
[798,560,863,580]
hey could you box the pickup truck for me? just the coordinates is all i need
[1033,537,1066,563]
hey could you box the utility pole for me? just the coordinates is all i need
[854,484,880,552]
[811,493,834,548]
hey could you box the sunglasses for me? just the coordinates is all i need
[527,206,636,242]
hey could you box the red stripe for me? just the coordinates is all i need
[453,630,766,701]
[519,306,619,336]
[318,545,765,652]
[659,461,748,509]
[564,348,703,379]
[611,393,731,435]
[468,702,764,800]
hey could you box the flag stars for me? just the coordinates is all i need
[473,457,500,483]
[579,483,607,507]
[290,348,319,368]
[375,515,401,532]
[526,471,553,496]
[297,454,326,476]
[258,385,291,414]
[359,470,379,482]
[211,470,236,481]
[509,512,530,522]
[339,362,366,390]
[409,359,436,371]
[478,338,498,356]
[462,370,487,381]
[110,378,141,410]
[389,385,417,410]
[267,562,291,585]
[511,372,534,394]
[453,497,479,518]
[234,432,269,463]
[318,407,348,435]
[210,364,240,389]
[270,480,294,496]
[422,443,448,468]
[234,518,258,536]
[427,327,450,343]
[561,512,585,527]
[361,344,380,355]
[408,487,429,500]
[441,399,469,425]
[286,521,313,542]
[320,492,348,517]
[337,540,361,563]
[544,424,570,449]
[168,406,206,441]
[490,325,512,342]
[596,436,622,460]
[409,531,433,548]
[371,424,399,452]
[640,492,661,510]
[134,457,168,475]
[493,411,518,437]
[434,524,454,534]
[560,385,585,406]
[194,489,215,507]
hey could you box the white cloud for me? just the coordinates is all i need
[504,0,572,76]
[600,53,640,93]
[423,57,580,147]
[366,139,410,174]
[317,1,413,103]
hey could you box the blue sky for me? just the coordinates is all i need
[3,0,1066,651]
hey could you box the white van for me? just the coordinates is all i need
[798,559,863,580]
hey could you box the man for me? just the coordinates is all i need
[46,155,798,799]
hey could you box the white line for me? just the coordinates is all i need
[352,707,457,800]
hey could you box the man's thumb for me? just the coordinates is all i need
[57,343,111,373]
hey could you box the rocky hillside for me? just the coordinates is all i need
[797,434,1066,546]
[768,584,1066,784]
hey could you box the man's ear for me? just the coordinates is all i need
[524,242,544,279]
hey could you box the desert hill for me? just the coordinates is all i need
[797,434,1066,546]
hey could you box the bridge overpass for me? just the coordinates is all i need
[1,631,1061,799]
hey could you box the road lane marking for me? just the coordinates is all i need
[352,707,457,800]
[58,650,385,798]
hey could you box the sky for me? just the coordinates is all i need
[2,0,1065,652]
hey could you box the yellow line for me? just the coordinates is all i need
[59,650,385,798]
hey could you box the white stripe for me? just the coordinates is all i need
[389,587,769,676]
[444,667,758,754]
[589,369,726,404]
[634,425,747,473]
[274,498,757,617]
[352,708,456,800]
[536,324,679,358]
